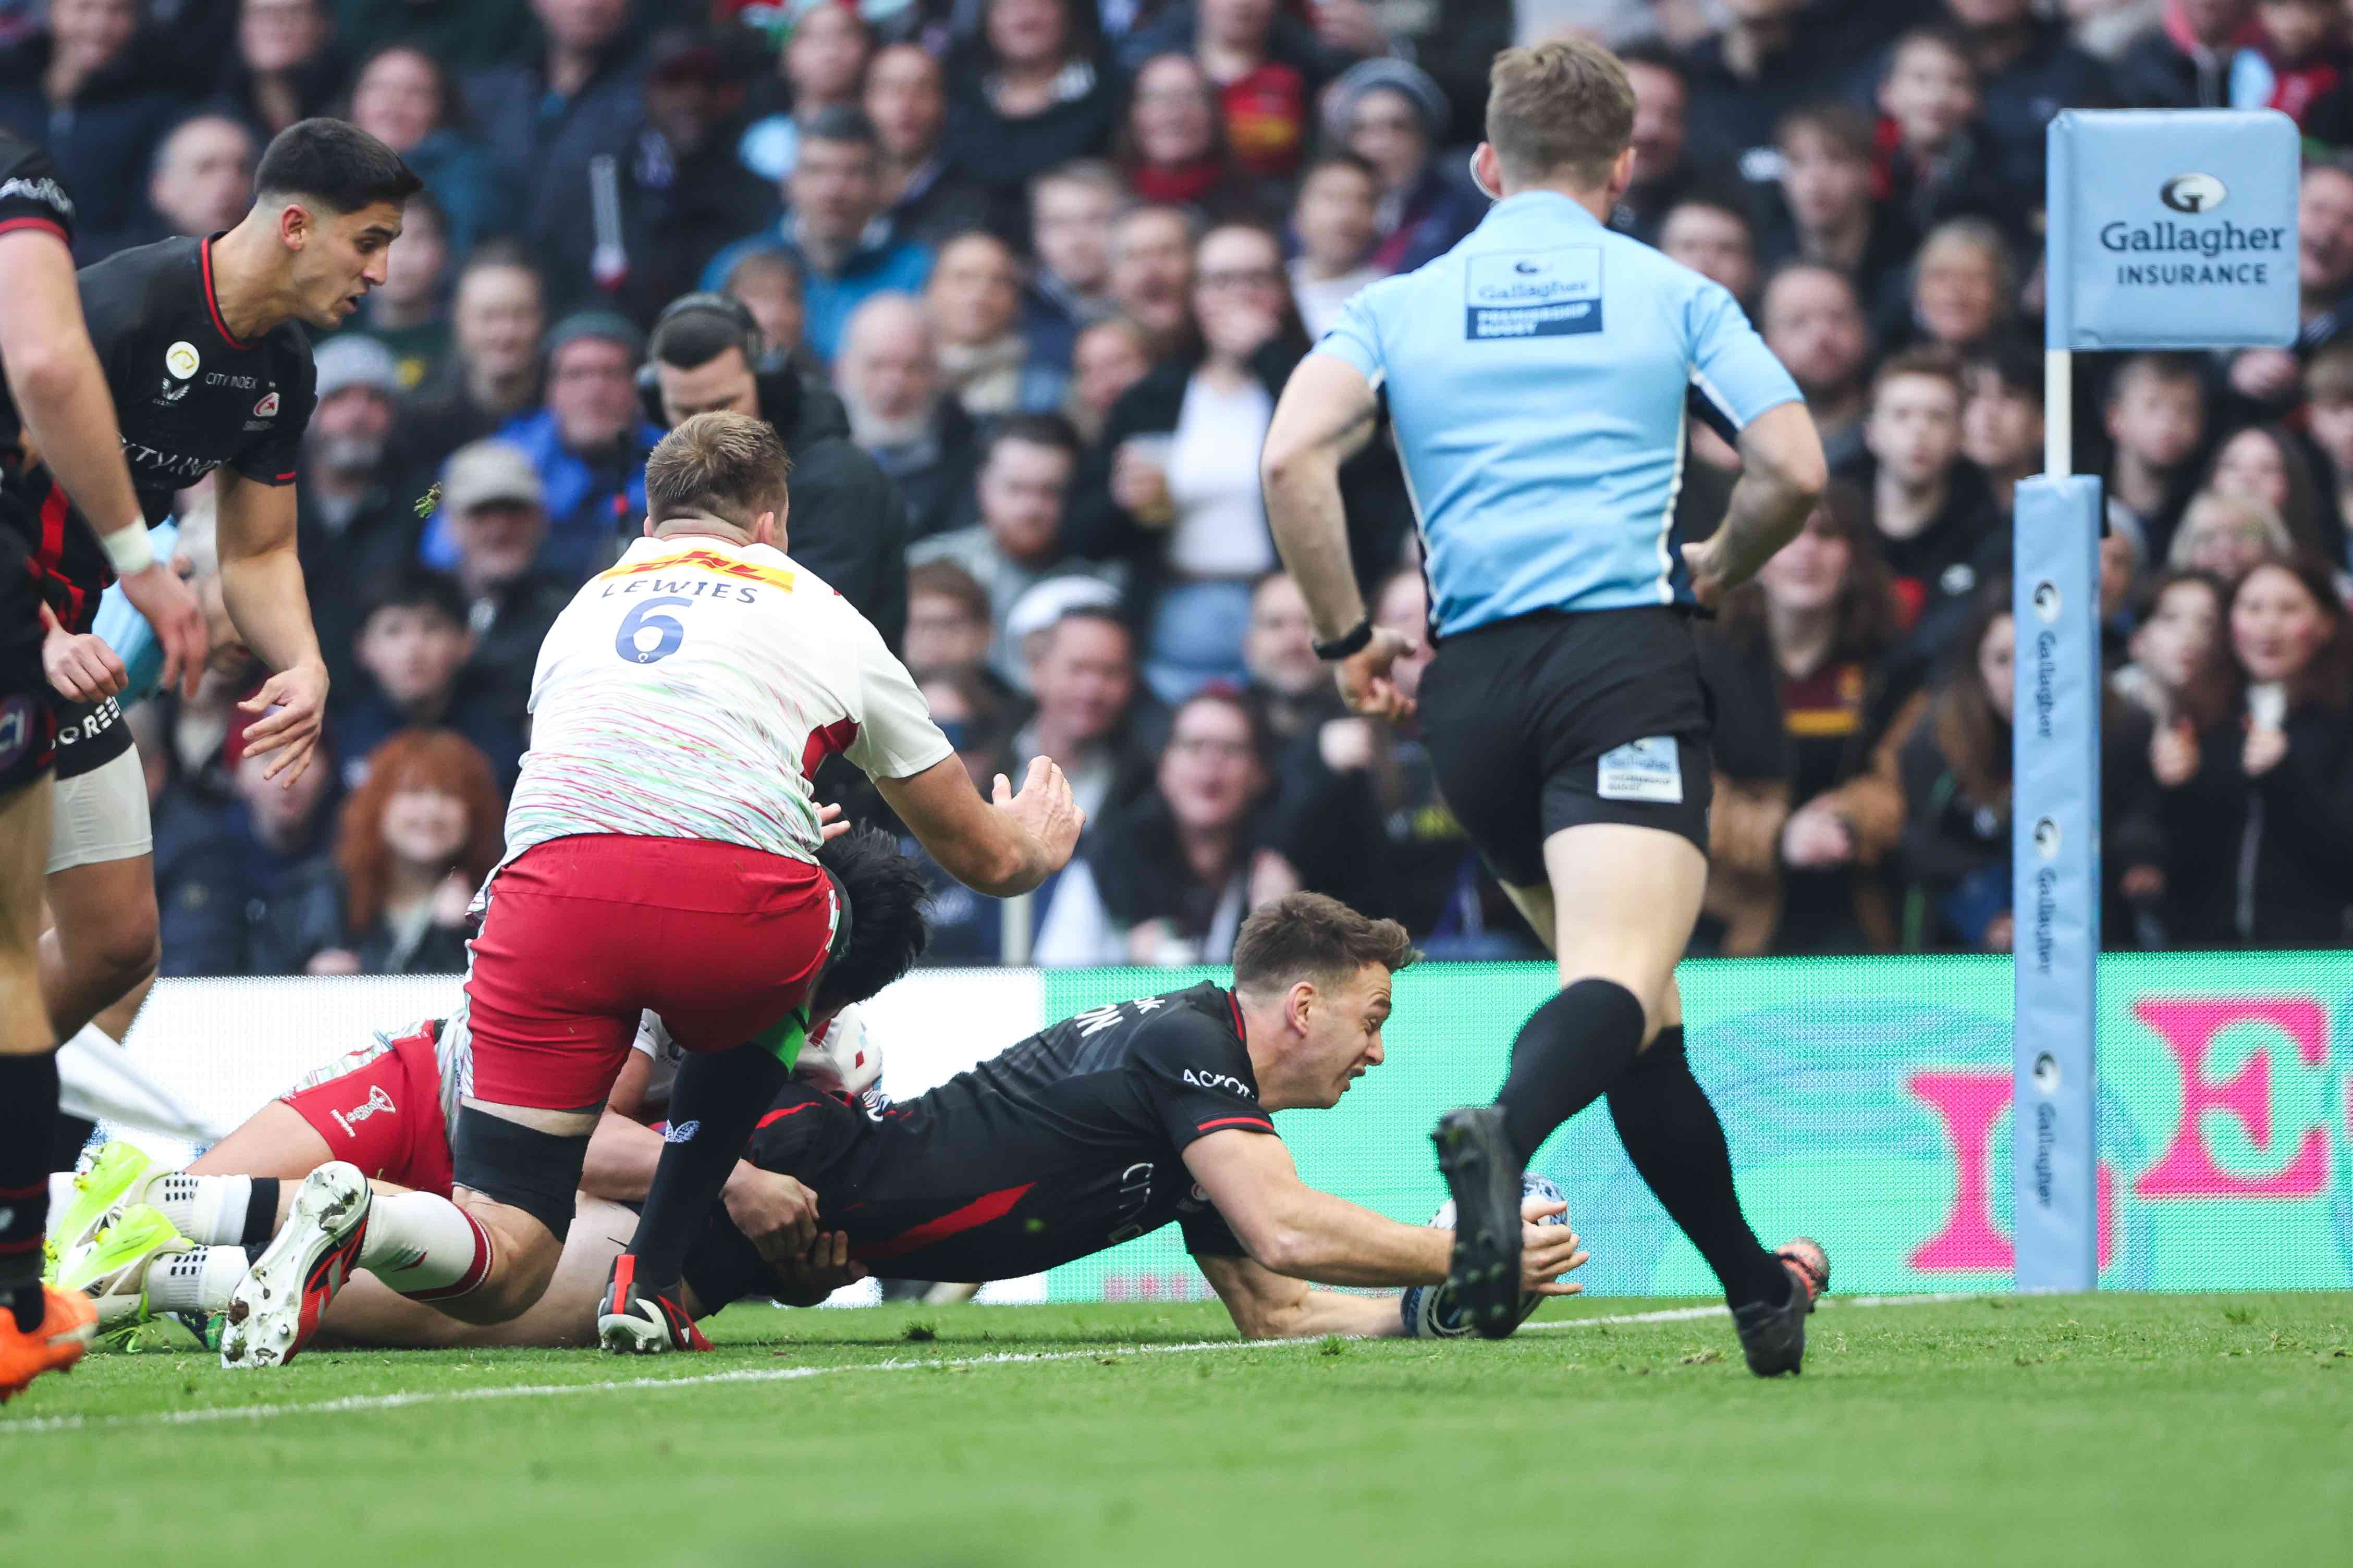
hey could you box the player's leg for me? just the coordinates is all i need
[318,1198,639,1350]
[39,744,157,1043]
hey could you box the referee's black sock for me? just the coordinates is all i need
[623,1042,791,1292]
[1606,1028,1788,1311]
[0,1053,61,1332]
[1494,979,1647,1163]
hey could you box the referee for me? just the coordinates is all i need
[1261,39,1830,1374]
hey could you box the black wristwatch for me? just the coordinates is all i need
[1313,616,1375,662]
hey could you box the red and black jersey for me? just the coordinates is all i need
[3,233,317,629]
[689,983,1275,1302]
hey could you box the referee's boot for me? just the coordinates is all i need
[597,1254,709,1354]
[1731,1238,1832,1378]
[1432,1105,1524,1340]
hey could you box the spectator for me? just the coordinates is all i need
[356,193,452,393]
[864,41,991,248]
[1106,202,1198,357]
[2070,0,2172,63]
[1013,606,1148,824]
[1697,483,1905,955]
[721,248,808,362]
[739,0,871,183]
[212,0,343,141]
[1679,0,1847,190]
[905,558,996,677]
[1288,153,1380,339]
[0,0,187,256]
[2113,0,2256,108]
[2113,567,2234,734]
[345,43,500,260]
[836,290,978,541]
[1608,41,1698,244]
[1763,101,1916,317]
[1897,216,2017,354]
[643,291,910,646]
[262,728,505,976]
[296,336,419,703]
[2166,487,2296,580]
[1961,340,2045,514]
[900,666,1027,965]
[144,114,255,242]
[462,0,646,295]
[1946,0,2115,191]
[1118,52,1246,215]
[146,698,247,978]
[1762,262,1875,466]
[943,0,1118,227]
[428,310,658,583]
[909,413,1117,684]
[927,229,1070,418]
[1240,569,1328,743]
[1310,0,1510,149]
[1658,190,1761,308]
[393,244,547,496]
[2200,422,2329,559]
[1843,347,2002,635]
[1138,0,1327,187]
[1331,58,1482,277]
[2102,352,2207,559]
[1022,159,1122,367]
[207,731,340,975]
[433,438,574,729]
[1064,314,1154,447]
[2158,554,2353,946]
[1040,687,1294,966]
[330,0,533,72]
[2247,0,2352,122]
[332,568,525,793]
[1873,25,2013,241]
[2299,341,2353,567]
[2226,160,2353,410]
[701,105,935,363]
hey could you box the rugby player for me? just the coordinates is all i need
[1261,39,1831,1371]
[30,117,419,1098]
[0,125,208,1403]
[214,411,1082,1369]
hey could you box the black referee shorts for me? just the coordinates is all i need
[0,498,57,797]
[1418,605,1713,888]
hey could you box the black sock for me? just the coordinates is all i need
[241,1178,281,1248]
[626,1043,791,1292]
[1606,1029,1787,1310]
[1496,979,1647,1161]
[0,1053,61,1332]
[49,1113,94,1174]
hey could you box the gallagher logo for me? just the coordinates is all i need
[2160,172,2227,214]
[252,391,279,418]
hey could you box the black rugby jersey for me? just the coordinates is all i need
[4,234,316,628]
[696,983,1280,1297]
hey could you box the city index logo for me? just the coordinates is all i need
[600,547,795,595]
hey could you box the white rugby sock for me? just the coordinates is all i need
[148,1171,254,1245]
[145,1244,248,1315]
[357,1192,493,1300]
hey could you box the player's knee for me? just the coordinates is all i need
[58,894,160,997]
[0,948,50,1053]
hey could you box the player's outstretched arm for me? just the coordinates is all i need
[215,468,329,784]
[1182,1129,1584,1294]
[1681,400,1827,609]
[875,753,1083,898]
[1195,1252,1403,1340]
[1260,354,1379,641]
[0,225,207,695]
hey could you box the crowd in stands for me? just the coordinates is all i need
[52,0,2353,972]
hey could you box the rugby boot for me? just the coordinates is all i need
[0,1285,97,1403]
[219,1162,372,1370]
[597,1253,709,1354]
[1733,1237,1833,1377]
[1432,1105,1525,1340]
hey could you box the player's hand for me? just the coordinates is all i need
[817,800,850,842]
[238,660,329,786]
[114,557,209,699]
[1335,625,1416,723]
[723,1164,820,1263]
[994,755,1084,872]
[766,1230,867,1308]
[1518,1197,1588,1297]
[36,602,126,702]
[1680,536,1740,610]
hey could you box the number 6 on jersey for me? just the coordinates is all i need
[616,597,691,664]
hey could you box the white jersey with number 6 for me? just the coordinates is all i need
[504,534,952,867]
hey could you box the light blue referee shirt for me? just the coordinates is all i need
[88,518,181,709]
[1313,190,1801,638]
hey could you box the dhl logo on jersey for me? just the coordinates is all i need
[600,547,796,595]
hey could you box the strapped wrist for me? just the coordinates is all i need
[99,522,153,576]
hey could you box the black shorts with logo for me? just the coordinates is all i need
[1418,605,1713,886]
[1,497,58,796]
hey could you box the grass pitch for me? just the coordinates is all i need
[4,1292,2347,1567]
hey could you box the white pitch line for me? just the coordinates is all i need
[0,1292,1978,1438]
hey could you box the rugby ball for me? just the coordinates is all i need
[1400,1173,1568,1339]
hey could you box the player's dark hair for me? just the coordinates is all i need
[1232,892,1418,997]
[359,565,468,632]
[254,117,422,215]
[811,826,930,1015]
[984,412,1082,465]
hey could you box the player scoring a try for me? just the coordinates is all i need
[216,411,1083,1368]
[1261,39,1830,1372]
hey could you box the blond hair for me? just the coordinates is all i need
[644,411,793,533]
[1485,37,1635,189]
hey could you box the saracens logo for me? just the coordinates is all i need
[252,391,280,418]
[2160,172,2228,214]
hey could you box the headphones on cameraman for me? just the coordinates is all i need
[636,291,795,428]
